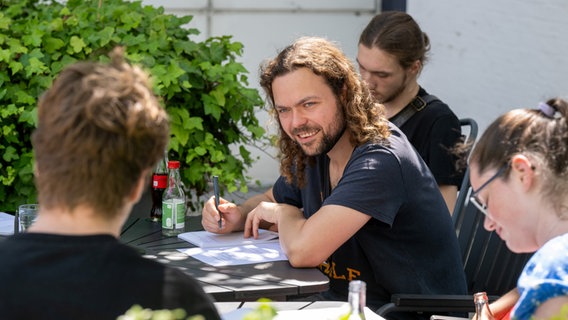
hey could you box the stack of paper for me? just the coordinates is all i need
[177,230,286,266]
[0,212,15,235]
[178,229,279,248]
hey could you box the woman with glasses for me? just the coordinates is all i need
[468,98,568,320]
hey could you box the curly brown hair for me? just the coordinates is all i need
[259,37,390,187]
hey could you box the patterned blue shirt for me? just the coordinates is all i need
[512,233,568,319]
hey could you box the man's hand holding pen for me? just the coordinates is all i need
[201,196,244,234]
[201,186,280,236]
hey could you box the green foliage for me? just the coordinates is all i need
[118,305,204,320]
[0,0,268,213]
[242,299,278,320]
[118,299,278,320]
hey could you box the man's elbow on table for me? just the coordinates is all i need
[285,245,326,268]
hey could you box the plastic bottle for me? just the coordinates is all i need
[162,160,185,236]
[150,151,168,222]
[340,280,366,320]
[473,292,495,320]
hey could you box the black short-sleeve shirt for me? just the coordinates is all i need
[390,87,463,187]
[0,233,221,320]
[273,124,467,316]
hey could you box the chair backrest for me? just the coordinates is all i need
[458,118,478,146]
[453,187,533,296]
[452,118,478,218]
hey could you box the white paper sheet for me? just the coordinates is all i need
[178,229,279,248]
[0,212,15,235]
[220,307,255,320]
[178,242,287,266]
[221,306,385,320]
[275,307,385,320]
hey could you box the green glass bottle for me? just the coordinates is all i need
[161,160,186,236]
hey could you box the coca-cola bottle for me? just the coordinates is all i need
[150,151,168,222]
[473,292,495,320]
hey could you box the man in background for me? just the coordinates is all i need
[358,11,463,213]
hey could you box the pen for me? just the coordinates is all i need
[213,175,222,229]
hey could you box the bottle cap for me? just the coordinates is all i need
[473,292,489,302]
[168,160,180,169]
[349,280,366,292]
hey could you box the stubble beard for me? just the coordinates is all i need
[297,112,346,157]
[375,73,408,105]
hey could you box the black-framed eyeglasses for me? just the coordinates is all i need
[469,164,509,216]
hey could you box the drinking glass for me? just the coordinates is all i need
[18,204,39,232]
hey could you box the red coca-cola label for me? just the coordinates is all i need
[152,174,167,189]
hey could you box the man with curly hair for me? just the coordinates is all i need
[202,37,466,320]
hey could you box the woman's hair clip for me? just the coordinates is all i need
[538,102,557,119]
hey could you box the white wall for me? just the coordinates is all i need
[142,0,568,186]
[409,0,568,132]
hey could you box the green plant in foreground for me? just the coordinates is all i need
[0,0,268,213]
[242,298,278,320]
[118,299,278,320]
[117,305,203,320]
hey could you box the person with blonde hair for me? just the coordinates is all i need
[0,48,220,320]
[202,37,466,320]
[468,98,568,319]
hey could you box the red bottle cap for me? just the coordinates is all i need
[168,160,180,169]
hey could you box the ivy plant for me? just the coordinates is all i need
[0,0,268,213]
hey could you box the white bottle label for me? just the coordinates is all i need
[162,198,185,230]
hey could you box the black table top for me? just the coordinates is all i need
[120,215,329,302]
[0,207,329,302]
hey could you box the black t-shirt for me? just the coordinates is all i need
[390,87,463,187]
[273,124,467,318]
[0,233,221,320]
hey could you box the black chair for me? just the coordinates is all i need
[376,192,532,318]
[375,118,533,319]
[452,118,478,219]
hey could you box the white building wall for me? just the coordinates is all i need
[142,0,568,186]
[409,0,568,131]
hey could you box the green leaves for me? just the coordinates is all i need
[118,304,205,320]
[0,16,11,31]
[69,36,86,53]
[0,0,268,213]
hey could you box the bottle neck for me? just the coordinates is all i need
[348,281,366,318]
[348,292,363,314]
[474,298,486,316]
[168,168,180,186]
[473,292,494,320]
